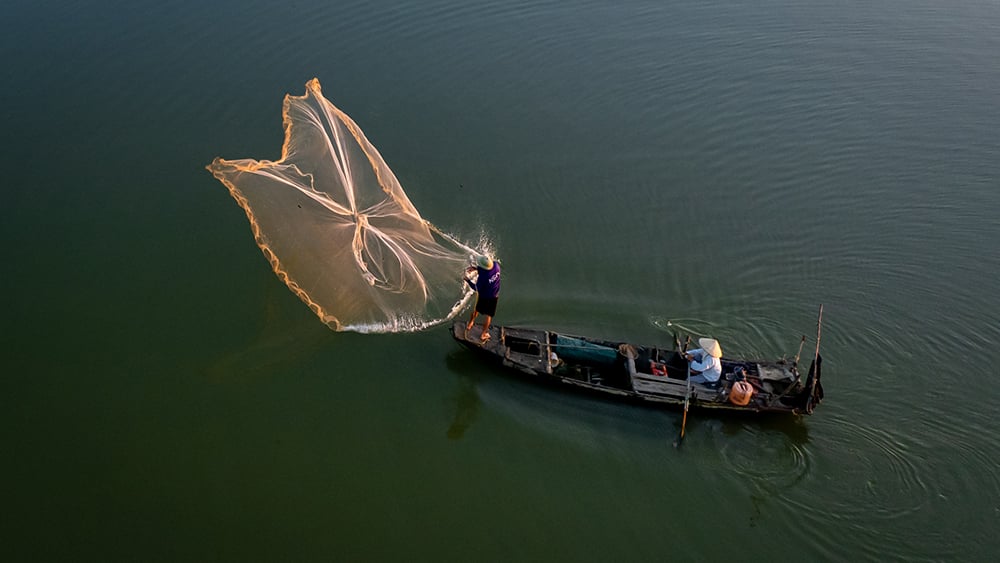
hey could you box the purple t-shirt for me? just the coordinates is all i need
[471,263,501,299]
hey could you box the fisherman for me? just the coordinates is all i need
[684,338,723,384]
[464,254,501,343]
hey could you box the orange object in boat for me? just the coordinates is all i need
[729,380,754,406]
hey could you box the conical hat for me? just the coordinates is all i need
[699,338,722,358]
[477,255,494,270]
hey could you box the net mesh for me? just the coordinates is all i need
[207,78,476,332]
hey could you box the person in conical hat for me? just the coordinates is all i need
[684,337,723,384]
[464,254,501,343]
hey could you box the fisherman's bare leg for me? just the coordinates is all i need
[480,315,493,341]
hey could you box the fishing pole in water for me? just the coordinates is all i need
[793,335,806,365]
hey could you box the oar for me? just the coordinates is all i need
[674,337,692,448]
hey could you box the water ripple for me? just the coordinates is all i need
[717,423,814,488]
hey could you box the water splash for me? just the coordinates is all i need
[208,78,480,332]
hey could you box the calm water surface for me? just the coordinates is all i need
[3,0,999,561]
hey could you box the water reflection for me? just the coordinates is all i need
[445,374,481,440]
[202,281,330,378]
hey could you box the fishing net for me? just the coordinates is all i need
[207,78,477,332]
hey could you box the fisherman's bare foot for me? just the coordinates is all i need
[480,331,491,343]
[466,320,474,332]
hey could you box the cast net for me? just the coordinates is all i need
[207,78,477,332]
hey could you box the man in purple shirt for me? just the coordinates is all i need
[465,254,501,342]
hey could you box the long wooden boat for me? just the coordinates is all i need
[450,308,825,416]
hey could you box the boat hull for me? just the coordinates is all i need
[451,321,823,417]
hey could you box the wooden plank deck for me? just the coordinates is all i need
[631,371,721,401]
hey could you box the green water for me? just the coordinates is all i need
[3,0,999,561]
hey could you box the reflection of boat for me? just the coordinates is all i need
[450,308,825,416]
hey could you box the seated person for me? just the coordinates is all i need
[684,338,723,384]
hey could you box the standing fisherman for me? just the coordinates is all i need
[464,254,501,343]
